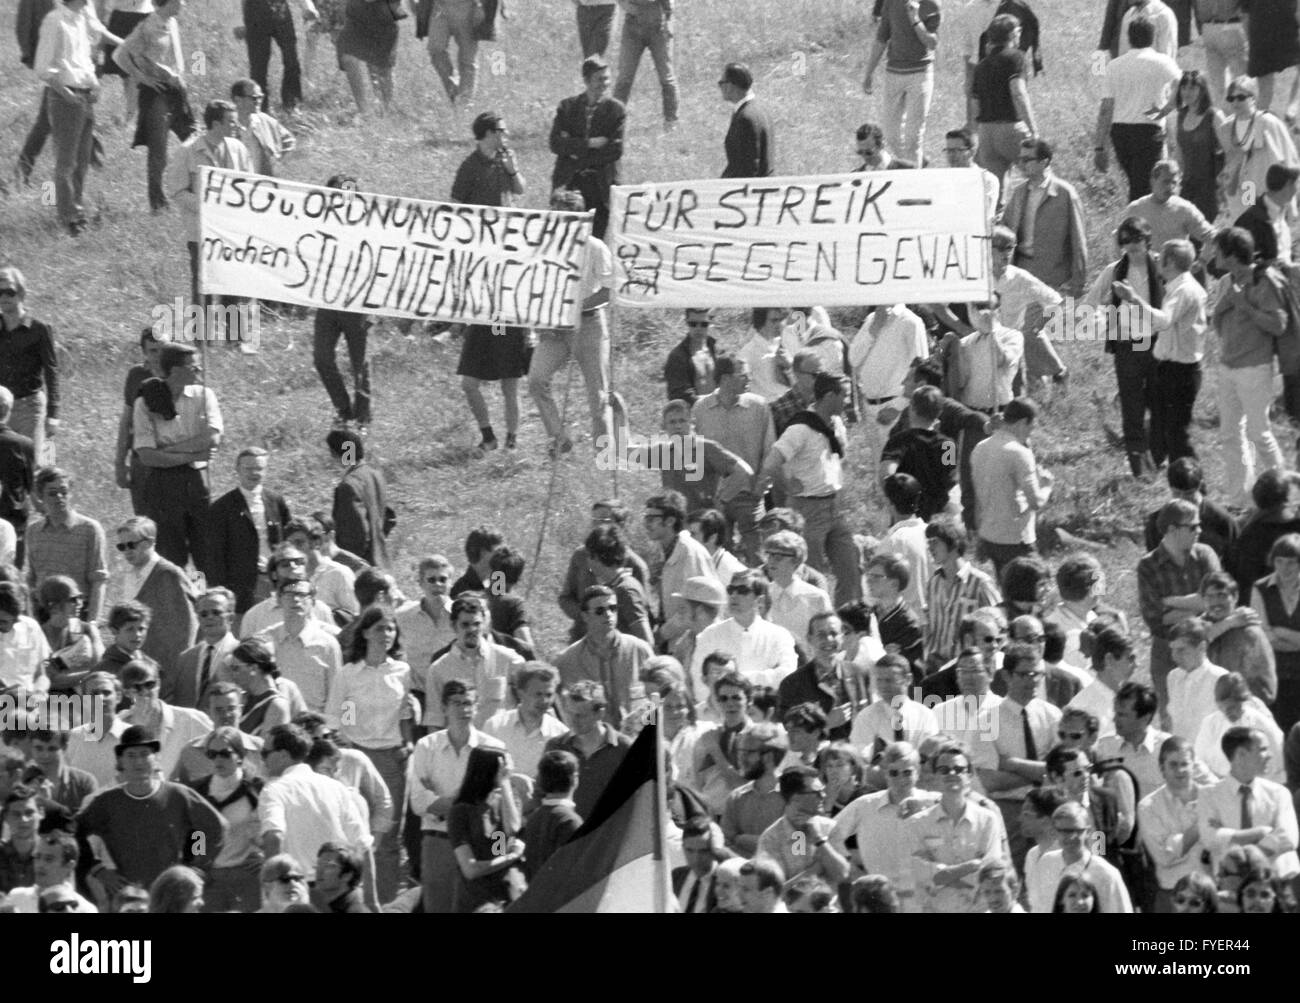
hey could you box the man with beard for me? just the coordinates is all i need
[719,720,786,856]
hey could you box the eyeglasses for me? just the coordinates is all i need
[424,576,450,584]
[1227,93,1251,102]
[275,874,307,884]
[1054,826,1087,835]
[943,146,972,154]
[686,321,710,329]
[1058,730,1087,741]
[978,634,1004,644]
[1016,634,1044,643]
[0,288,18,297]
[1243,886,1276,898]
[1012,670,1044,680]
[1172,894,1205,908]
[205,748,237,760]
[727,585,754,595]
[935,765,970,776]
[717,694,747,703]
[198,608,228,617]
[116,541,144,552]
[886,768,917,777]
[126,680,158,692]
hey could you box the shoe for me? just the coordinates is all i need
[14,159,32,188]
[332,414,353,431]
[505,433,517,449]
[473,435,499,458]
[546,438,573,460]
[357,422,370,438]
[67,219,87,236]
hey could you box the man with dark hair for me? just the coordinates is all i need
[739,856,787,912]
[852,121,915,171]
[1003,138,1089,296]
[922,519,1001,671]
[969,396,1052,577]
[848,302,928,492]
[77,725,226,904]
[549,56,623,239]
[2,829,94,912]
[1095,681,1173,799]
[554,586,653,727]
[665,309,718,405]
[1138,500,1222,719]
[206,448,292,615]
[673,816,729,912]
[1211,226,1288,508]
[1093,17,1180,201]
[312,841,367,913]
[1197,725,1299,881]
[172,680,266,784]
[583,527,654,646]
[1138,735,1211,911]
[1046,744,1122,856]
[1235,163,1300,265]
[642,491,717,645]
[759,374,860,606]
[718,720,787,856]
[132,344,223,574]
[1200,571,1277,705]
[691,354,776,565]
[522,749,582,879]
[258,722,369,889]
[558,502,650,642]
[880,387,958,520]
[544,680,633,820]
[755,766,850,886]
[326,429,392,570]
[879,473,931,614]
[944,126,999,223]
[452,525,504,597]
[777,613,868,740]
[693,670,757,811]
[1142,458,1237,560]
[423,594,524,729]
[691,570,798,690]
[718,62,772,178]
[0,788,42,892]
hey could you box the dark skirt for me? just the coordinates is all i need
[99,10,151,78]
[336,0,400,69]
[1246,0,1300,77]
[456,325,530,381]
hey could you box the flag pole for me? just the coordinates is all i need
[650,691,672,914]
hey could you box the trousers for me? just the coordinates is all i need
[313,310,373,424]
[245,0,302,111]
[528,310,609,444]
[140,463,210,574]
[791,493,860,606]
[612,7,679,122]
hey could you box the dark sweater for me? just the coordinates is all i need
[521,799,583,880]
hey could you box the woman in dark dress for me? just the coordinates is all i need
[1173,71,1225,223]
[1242,0,1300,113]
[1252,533,1300,735]
[1230,470,1300,604]
[335,0,400,116]
[448,746,525,912]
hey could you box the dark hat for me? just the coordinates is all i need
[718,63,753,90]
[115,725,161,757]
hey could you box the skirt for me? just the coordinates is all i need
[99,10,150,78]
[456,325,530,381]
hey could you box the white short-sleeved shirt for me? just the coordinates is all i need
[132,384,223,469]
[1103,47,1180,125]
[259,763,372,878]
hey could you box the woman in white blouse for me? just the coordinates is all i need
[1193,672,1286,783]
[0,582,50,695]
[1217,75,1299,223]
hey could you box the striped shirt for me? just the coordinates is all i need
[24,511,109,599]
[924,561,1001,663]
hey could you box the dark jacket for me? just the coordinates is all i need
[549,94,625,190]
[0,424,35,529]
[880,426,957,520]
[333,461,393,570]
[1236,200,1282,264]
[722,98,774,179]
[671,866,719,912]
[16,0,55,68]
[664,335,717,405]
[776,659,869,741]
[207,487,291,613]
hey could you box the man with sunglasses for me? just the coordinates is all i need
[262,579,342,716]
[717,719,786,856]
[1046,745,1122,861]
[1027,801,1132,911]
[112,515,197,687]
[118,660,212,779]
[173,681,265,785]
[396,555,457,677]
[554,586,651,728]
[665,309,718,405]
[690,570,797,691]
[165,588,240,711]
[23,467,107,623]
[238,545,334,639]
[191,725,264,912]
[77,724,225,906]
[1002,138,1089,298]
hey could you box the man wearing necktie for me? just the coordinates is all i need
[673,818,733,913]
[164,588,240,709]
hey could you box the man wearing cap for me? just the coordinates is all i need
[719,62,773,178]
[611,0,679,129]
[755,766,851,885]
[549,56,624,240]
[758,373,861,606]
[669,575,726,698]
[76,725,226,903]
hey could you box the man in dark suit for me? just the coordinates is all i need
[0,388,35,562]
[549,56,625,239]
[1235,163,1299,265]
[719,62,773,179]
[207,447,291,614]
[326,429,392,570]
[163,588,240,710]
[673,817,733,913]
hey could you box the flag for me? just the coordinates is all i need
[507,721,672,913]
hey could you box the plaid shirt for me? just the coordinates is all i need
[924,561,1002,664]
[1137,543,1221,639]
[769,388,808,438]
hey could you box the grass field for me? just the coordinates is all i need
[4,0,1298,669]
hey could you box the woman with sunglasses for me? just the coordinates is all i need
[1217,75,1298,223]
[36,575,104,695]
[257,854,313,913]
[449,745,525,912]
[1170,871,1219,913]
[0,581,50,697]
[1052,873,1102,913]
[192,726,264,912]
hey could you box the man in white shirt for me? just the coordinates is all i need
[1139,735,1212,911]
[132,342,223,576]
[879,473,930,618]
[759,374,861,606]
[1065,629,1137,735]
[761,530,831,647]
[423,594,524,729]
[33,0,121,233]
[850,653,939,759]
[1196,725,1300,880]
[407,680,505,913]
[259,722,370,884]
[984,227,1067,391]
[118,660,212,779]
[735,308,793,403]
[829,741,939,911]
[848,302,928,487]
[395,554,456,676]
[956,295,1023,413]
[238,547,335,638]
[1028,802,1133,912]
[482,663,569,778]
[285,516,357,622]
[263,579,343,715]
[690,570,797,690]
[1115,239,1207,472]
[1093,17,1180,202]
[1166,618,1229,741]
[933,648,1002,789]
[944,126,998,226]
[1118,0,1179,59]
[969,396,1052,579]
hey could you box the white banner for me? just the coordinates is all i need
[197,168,592,328]
[610,169,992,308]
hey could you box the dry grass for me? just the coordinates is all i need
[3,0,1297,662]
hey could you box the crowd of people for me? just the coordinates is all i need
[4,0,1300,915]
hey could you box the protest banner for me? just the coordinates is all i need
[610,168,992,308]
[197,168,593,328]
